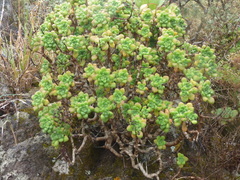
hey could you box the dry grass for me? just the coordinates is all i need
[0,0,60,94]
[0,32,40,93]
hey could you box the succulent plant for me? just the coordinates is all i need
[154,135,167,149]
[177,153,189,168]
[31,0,217,178]
[178,78,198,102]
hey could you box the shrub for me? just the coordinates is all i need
[32,0,217,178]
[179,0,240,60]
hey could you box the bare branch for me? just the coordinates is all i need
[123,147,162,180]
[166,135,184,147]
[76,135,88,153]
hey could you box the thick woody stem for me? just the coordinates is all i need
[166,135,184,147]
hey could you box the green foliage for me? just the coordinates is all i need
[198,80,215,104]
[178,78,198,102]
[177,153,188,168]
[113,69,131,84]
[170,103,198,126]
[42,31,58,51]
[194,46,217,77]
[149,74,168,94]
[127,115,146,138]
[40,59,51,74]
[39,102,71,147]
[57,53,71,72]
[31,0,217,177]
[212,107,238,125]
[158,29,180,52]
[95,97,115,122]
[70,92,95,119]
[52,71,74,99]
[184,67,205,82]
[167,49,191,70]
[136,81,148,94]
[95,67,116,88]
[32,90,49,110]
[39,74,55,92]
[154,136,166,149]
[109,88,127,105]
[156,111,170,132]
[118,37,139,56]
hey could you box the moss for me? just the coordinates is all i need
[19,107,38,116]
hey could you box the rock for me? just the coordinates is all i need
[0,111,40,150]
[0,134,57,180]
[52,158,70,175]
